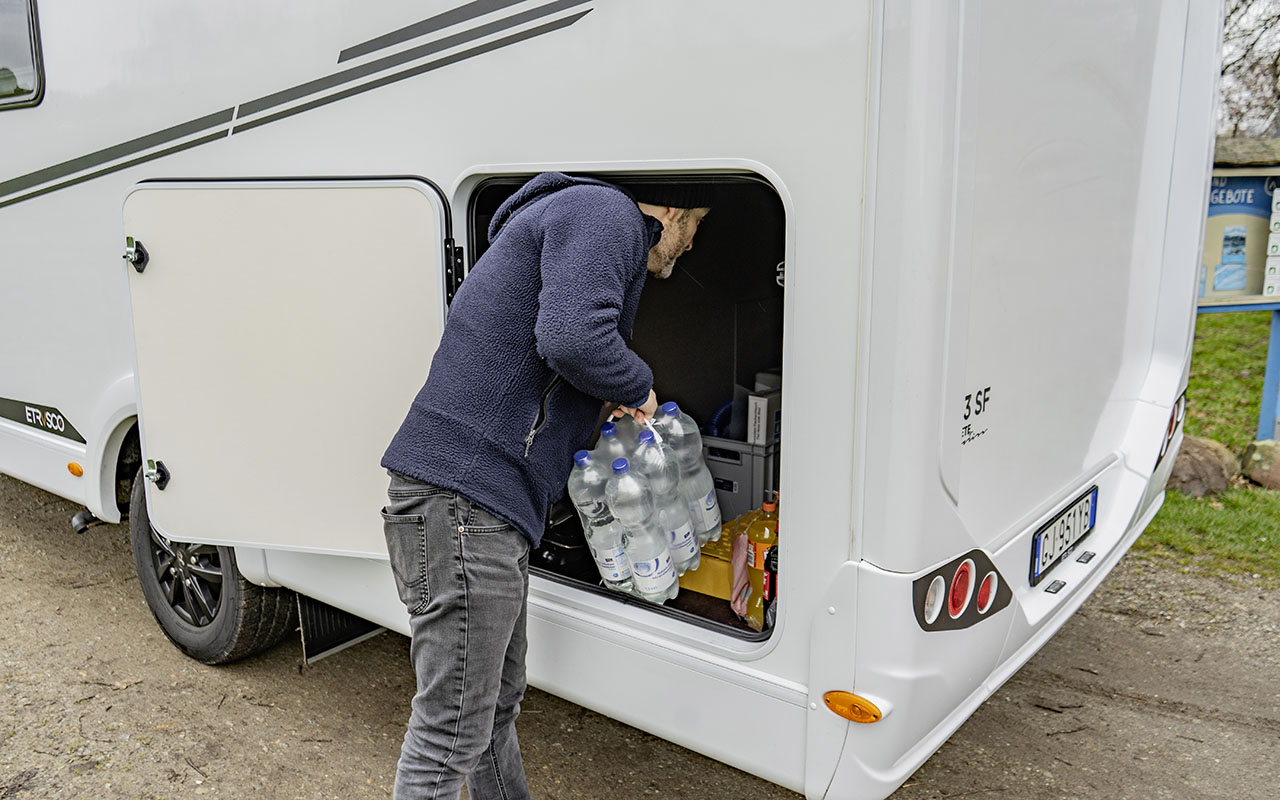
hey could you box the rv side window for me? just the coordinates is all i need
[0,0,42,110]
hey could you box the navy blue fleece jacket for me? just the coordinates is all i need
[381,173,661,547]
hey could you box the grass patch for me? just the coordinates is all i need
[1137,487,1280,583]
[1144,309,1280,582]
[1183,310,1271,454]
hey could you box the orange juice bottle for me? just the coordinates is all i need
[733,507,762,539]
[745,498,778,632]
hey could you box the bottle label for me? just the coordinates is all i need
[668,522,698,559]
[577,499,615,526]
[749,539,771,570]
[589,544,632,582]
[687,499,702,529]
[699,489,722,531]
[631,552,676,595]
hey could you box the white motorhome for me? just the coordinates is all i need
[0,1,1220,797]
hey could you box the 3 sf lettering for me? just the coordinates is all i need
[963,387,992,421]
[24,405,66,433]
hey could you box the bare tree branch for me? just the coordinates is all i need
[1219,0,1280,136]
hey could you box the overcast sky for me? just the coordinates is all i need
[0,0,35,89]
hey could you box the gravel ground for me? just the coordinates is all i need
[2,472,1277,799]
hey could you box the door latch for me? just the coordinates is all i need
[144,459,170,490]
[123,237,149,273]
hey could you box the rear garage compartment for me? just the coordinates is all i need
[468,174,786,640]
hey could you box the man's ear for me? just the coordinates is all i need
[654,205,682,225]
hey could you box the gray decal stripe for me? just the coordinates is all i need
[240,0,590,118]
[234,11,590,136]
[0,132,228,210]
[0,398,87,444]
[0,108,233,199]
[338,0,530,63]
[0,7,589,209]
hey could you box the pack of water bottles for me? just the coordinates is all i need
[565,402,724,604]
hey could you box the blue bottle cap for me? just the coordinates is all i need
[574,450,591,466]
[612,458,629,475]
[661,401,680,416]
[638,429,655,446]
[601,421,617,437]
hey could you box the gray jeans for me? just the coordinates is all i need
[381,472,532,800]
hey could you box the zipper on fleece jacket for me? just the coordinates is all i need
[524,375,564,458]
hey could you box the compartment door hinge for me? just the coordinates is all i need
[444,238,466,304]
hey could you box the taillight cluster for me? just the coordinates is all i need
[1157,393,1187,464]
[912,550,1009,632]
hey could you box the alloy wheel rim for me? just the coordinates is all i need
[149,527,223,626]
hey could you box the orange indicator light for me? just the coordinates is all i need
[823,691,882,723]
[68,463,84,477]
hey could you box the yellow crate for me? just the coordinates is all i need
[677,511,754,600]
[678,533,733,599]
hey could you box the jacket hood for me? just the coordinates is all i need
[488,172,631,243]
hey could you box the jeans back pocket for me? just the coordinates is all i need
[380,510,430,614]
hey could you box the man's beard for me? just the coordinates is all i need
[647,214,691,279]
[647,249,679,279]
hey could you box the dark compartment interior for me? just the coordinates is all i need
[468,174,784,639]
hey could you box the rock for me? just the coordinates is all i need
[1242,440,1280,490]
[1167,435,1237,497]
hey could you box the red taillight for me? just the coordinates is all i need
[948,559,974,618]
[976,571,997,614]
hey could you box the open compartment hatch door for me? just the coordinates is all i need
[122,179,450,557]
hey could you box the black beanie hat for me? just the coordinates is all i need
[622,182,717,209]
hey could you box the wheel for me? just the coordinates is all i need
[129,467,297,664]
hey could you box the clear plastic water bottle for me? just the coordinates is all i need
[566,451,633,593]
[651,401,703,469]
[593,421,629,469]
[652,403,723,544]
[681,456,723,545]
[633,430,700,574]
[605,458,678,603]
[612,412,643,455]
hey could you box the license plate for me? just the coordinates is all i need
[1029,486,1098,586]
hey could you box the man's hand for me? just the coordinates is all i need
[613,389,659,425]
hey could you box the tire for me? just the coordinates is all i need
[129,467,297,664]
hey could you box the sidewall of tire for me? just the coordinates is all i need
[129,468,248,664]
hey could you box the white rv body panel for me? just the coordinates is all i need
[860,0,1210,575]
[0,2,1221,798]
